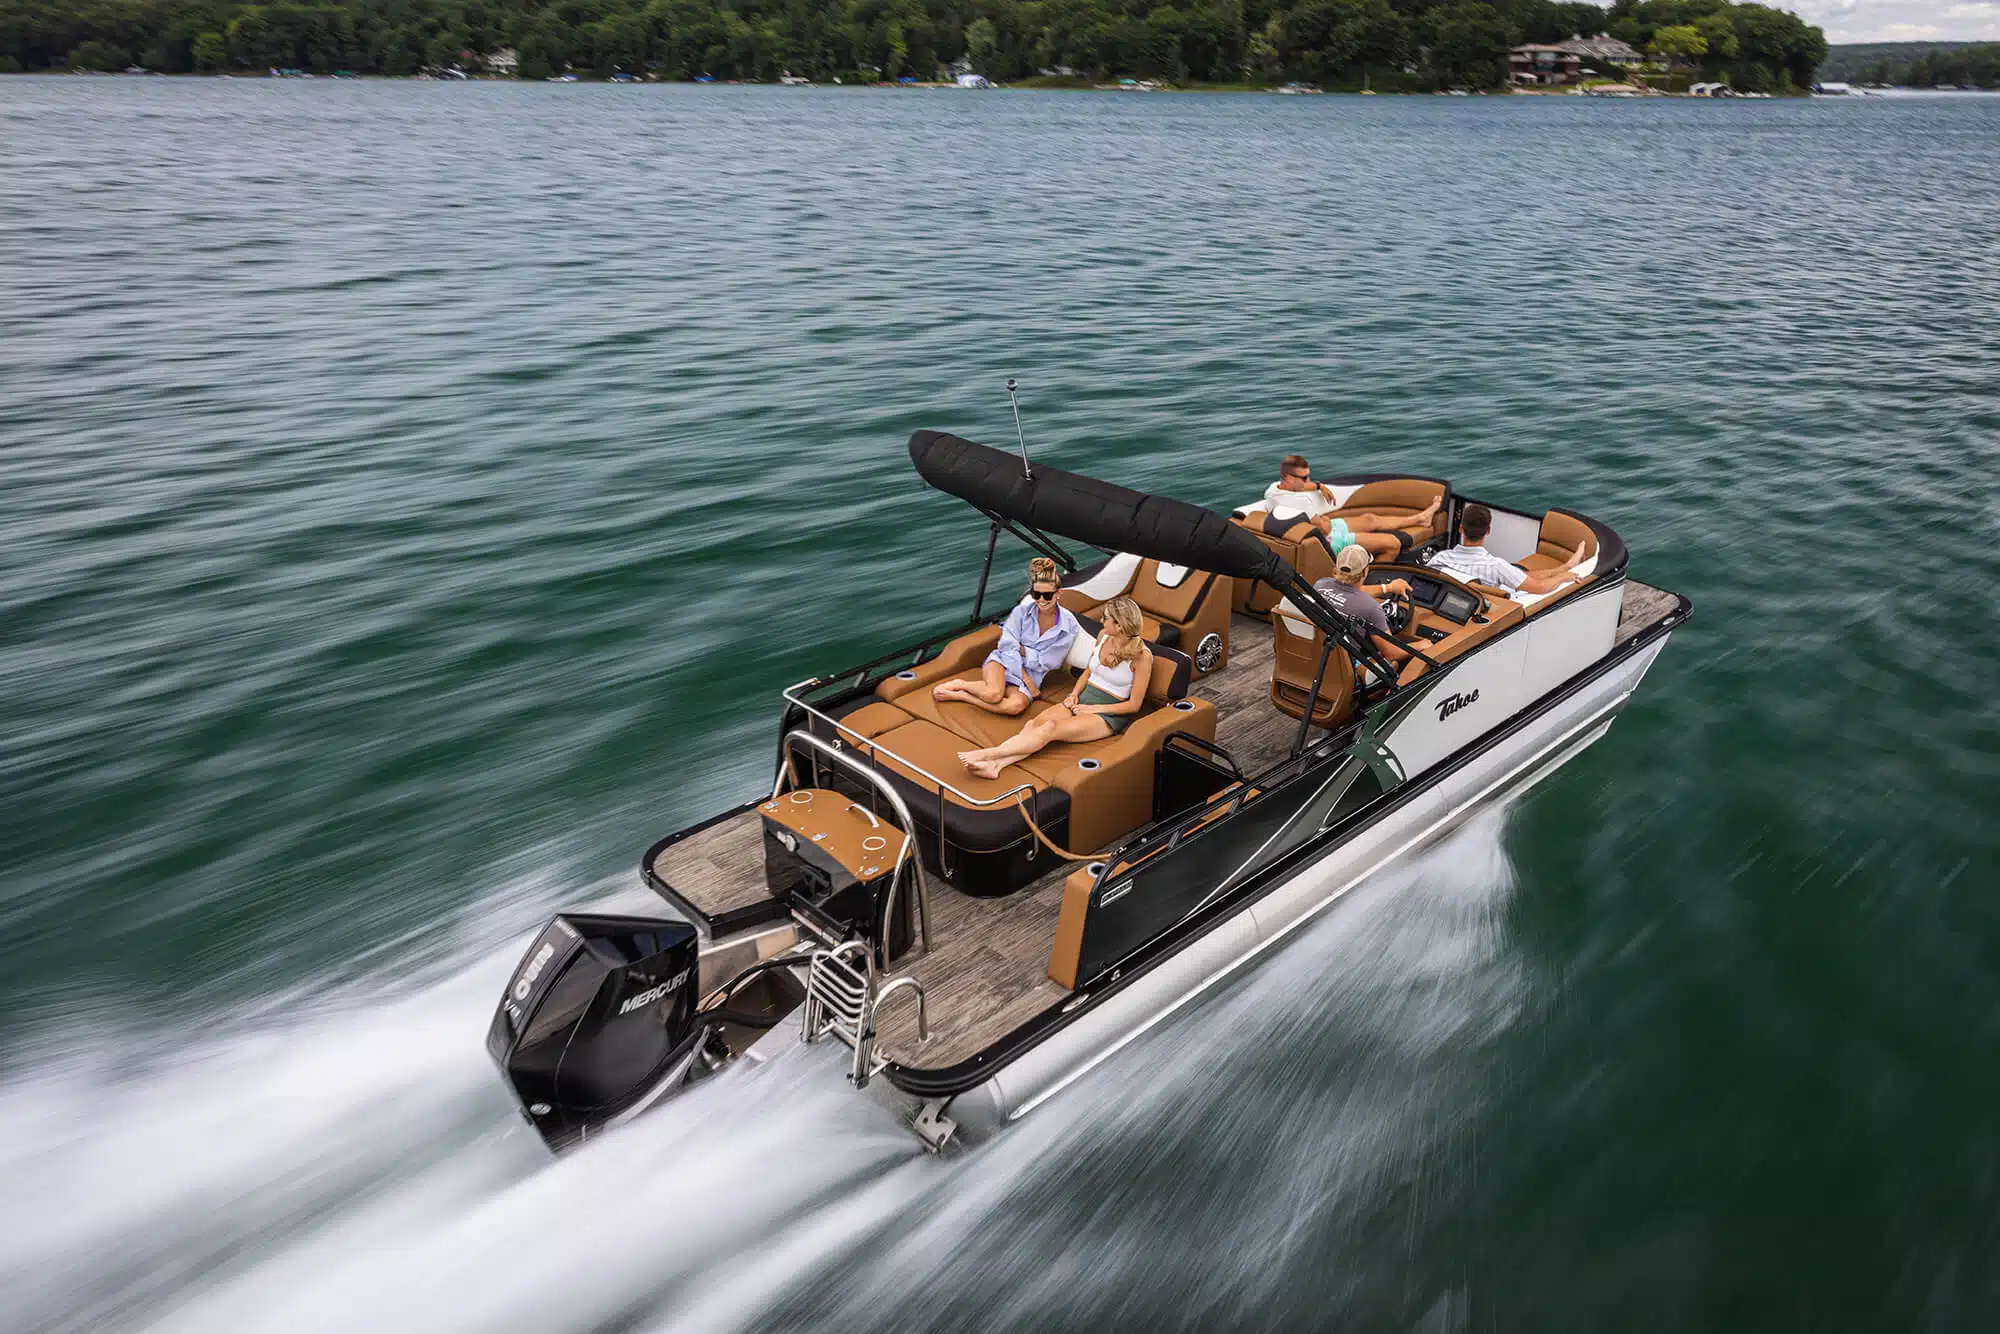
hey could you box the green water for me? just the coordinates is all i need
[2,81,1998,1331]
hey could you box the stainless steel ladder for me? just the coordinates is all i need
[799,941,929,1089]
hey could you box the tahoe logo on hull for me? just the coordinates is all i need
[1434,689,1480,722]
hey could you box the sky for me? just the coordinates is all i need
[1791,0,2000,43]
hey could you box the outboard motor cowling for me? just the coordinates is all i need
[487,911,701,1151]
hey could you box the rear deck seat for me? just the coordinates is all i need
[1058,557,1232,675]
[1517,509,1598,573]
[810,623,1216,893]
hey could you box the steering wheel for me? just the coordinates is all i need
[1380,589,1415,635]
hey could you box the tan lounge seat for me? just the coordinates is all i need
[821,628,1215,895]
[1519,509,1598,573]
[1060,557,1233,676]
[1225,513,1334,617]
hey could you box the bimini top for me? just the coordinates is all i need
[909,431,1298,590]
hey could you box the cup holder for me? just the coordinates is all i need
[1085,860,1107,879]
[894,670,918,680]
[861,835,888,853]
[1171,700,1196,712]
[1077,757,1101,771]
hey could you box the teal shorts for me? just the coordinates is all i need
[1077,684,1134,735]
[1323,518,1355,552]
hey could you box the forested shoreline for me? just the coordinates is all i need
[1858,43,2000,89]
[3,0,1827,91]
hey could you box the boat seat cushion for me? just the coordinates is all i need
[843,637,1206,857]
[862,719,1073,853]
[821,697,917,741]
[875,625,1001,703]
[1329,478,1448,532]
[893,687,1063,750]
[1519,510,1597,571]
[1017,695,1217,854]
[1227,512,1333,616]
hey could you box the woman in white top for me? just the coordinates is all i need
[959,597,1154,781]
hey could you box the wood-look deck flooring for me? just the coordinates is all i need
[1616,580,1679,645]
[1197,614,1289,776]
[648,808,771,918]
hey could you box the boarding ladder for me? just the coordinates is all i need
[800,941,929,1089]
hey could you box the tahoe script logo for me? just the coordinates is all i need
[1434,688,1480,722]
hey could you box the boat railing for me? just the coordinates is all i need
[782,616,1000,705]
[779,680,1040,813]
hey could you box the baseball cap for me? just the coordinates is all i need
[1335,545,1371,579]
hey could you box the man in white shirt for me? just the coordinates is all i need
[1265,455,1440,561]
[1430,504,1586,596]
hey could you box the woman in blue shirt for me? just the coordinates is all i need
[933,557,1080,718]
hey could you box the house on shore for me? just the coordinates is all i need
[1510,45,1582,87]
[485,48,518,76]
[1559,34,1643,68]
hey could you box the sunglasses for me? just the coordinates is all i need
[1029,589,1059,602]
[1288,469,1312,482]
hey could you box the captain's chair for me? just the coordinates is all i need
[1268,603,1355,730]
[1225,514,1335,617]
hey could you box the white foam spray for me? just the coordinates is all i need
[0,814,1519,1334]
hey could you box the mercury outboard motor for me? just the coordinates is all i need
[487,911,701,1151]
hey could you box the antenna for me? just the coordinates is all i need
[1006,378,1032,481]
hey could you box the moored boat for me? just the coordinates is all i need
[488,432,1690,1152]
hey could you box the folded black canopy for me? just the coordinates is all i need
[907,430,1298,591]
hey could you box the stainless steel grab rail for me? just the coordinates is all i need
[780,679,1039,811]
[852,975,929,1086]
[778,730,932,955]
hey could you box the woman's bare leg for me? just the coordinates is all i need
[961,711,1063,769]
[937,661,1030,716]
[968,712,1115,779]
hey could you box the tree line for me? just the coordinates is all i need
[1851,43,2000,89]
[1,0,1825,90]
[1814,40,1975,82]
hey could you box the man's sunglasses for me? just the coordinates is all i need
[1030,589,1059,602]
[1288,469,1312,482]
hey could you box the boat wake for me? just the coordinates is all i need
[0,815,1520,1334]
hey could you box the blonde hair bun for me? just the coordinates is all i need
[1028,556,1059,585]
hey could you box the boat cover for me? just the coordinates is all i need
[908,431,1298,591]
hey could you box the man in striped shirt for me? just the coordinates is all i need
[1431,504,1587,597]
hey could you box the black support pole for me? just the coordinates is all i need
[1292,637,1338,758]
[971,520,1001,622]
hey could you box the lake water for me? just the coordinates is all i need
[2,80,1998,1332]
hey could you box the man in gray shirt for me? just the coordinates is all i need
[1313,544,1411,665]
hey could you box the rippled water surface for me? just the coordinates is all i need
[3,82,1999,1331]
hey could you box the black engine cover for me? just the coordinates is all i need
[486,911,700,1151]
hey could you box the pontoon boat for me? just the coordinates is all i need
[489,433,1690,1152]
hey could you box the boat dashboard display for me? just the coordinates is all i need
[1379,566,1482,625]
